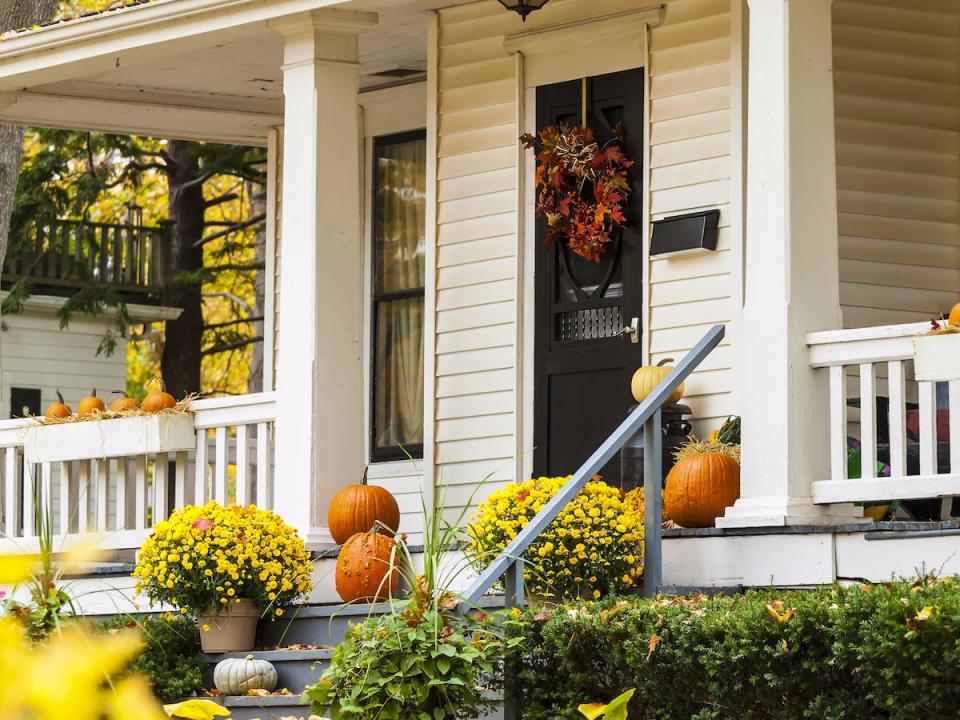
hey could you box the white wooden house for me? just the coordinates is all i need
[0,0,959,605]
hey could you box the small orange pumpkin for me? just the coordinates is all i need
[77,388,106,418]
[110,391,141,413]
[949,302,960,327]
[44,390,72,420]
[328,469,401,545]
[142,380,177,413]
[335,529,400,603]
[663,451,740,528]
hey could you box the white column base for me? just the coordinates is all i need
[716,497,870,529]
[300,526,337,549]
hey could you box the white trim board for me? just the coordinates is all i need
[504,7,662,88]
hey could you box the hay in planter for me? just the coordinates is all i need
[674,438,741,464]
[31,394,199,426]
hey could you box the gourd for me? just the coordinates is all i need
[663,450,740,528]
[44,390,72,420]
[142,380,177,413]
[717,416,741,445]
[77,388,106,417]
[328,469,400,545]
[213,655,278,695]
[335,529,400,603]
[949,302,960,327]
[631,359,684,405]
[110,391,141,413]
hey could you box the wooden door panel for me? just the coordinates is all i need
[533,68,645,482]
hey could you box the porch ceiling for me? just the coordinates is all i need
[0,0,466,146]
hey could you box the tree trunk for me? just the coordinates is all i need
[161,140,206,397]
[0,0,59,264]
[246,178,267,394]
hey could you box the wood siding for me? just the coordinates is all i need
[434,0,737,515]
[833,0,960,328]
[1,309,127,415]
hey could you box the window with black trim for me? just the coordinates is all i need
[370,130,427,462]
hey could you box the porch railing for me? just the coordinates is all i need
[808,322,960,512]
[3,218,169,297]
[0,392,276,552]
[459,324,726,610]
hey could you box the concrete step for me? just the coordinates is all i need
[203,648,332,696]
[212,693,311,720]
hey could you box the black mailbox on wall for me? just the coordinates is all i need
[650,209,720,256]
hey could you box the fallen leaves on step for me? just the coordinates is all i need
[247,688,293,697]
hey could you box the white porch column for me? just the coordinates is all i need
[269,9,376,545]
[718,0,863,527]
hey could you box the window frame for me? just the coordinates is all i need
[369,128,428,463]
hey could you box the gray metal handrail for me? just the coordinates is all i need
[459,324,726,610]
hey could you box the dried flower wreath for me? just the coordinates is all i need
[521,122,634,262]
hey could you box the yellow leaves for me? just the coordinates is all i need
[765,601,795,624]
[0,619,165,720]
[162,698,232,719]
[915,605,939,622]
[646,633,660,661]
[0,554,38,584]
[578,689,634,720]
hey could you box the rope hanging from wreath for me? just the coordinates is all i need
[521,122,634,262]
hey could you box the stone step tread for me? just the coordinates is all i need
[204,648,332,663]
[217,694,309,708]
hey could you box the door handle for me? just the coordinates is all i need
[617,317,639,344]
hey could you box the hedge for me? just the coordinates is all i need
[514,577,960,720]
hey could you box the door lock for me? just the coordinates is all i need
[617,317,639,344]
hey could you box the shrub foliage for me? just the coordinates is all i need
[515,578,960,720]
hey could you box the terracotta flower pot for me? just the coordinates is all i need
[197,599,261,653]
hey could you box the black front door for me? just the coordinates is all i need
[533,68,645,482]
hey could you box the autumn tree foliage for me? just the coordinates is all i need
[7,129,267,397]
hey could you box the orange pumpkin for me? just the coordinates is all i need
[328,470,400,545]
[663,451,740,528]
[142,380,177,413]
[110,391,141,413]
[78,388,106,418]
[44,390,72,420]
[335,530,400,603]
[949,302,960,327]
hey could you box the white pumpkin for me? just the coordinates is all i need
[213,655,278,695]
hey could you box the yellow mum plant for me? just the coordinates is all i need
[467,476,643,600]
[133,501,313,616]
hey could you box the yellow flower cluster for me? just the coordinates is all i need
[0,616,165,720]
[133,501,313,616]
[468,476,644,600]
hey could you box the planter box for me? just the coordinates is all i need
[21,413,196,464]
[914,333,960,382]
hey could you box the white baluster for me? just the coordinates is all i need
[887,361,907,478]
[21,462,35,537]
[829,366,847,481]
[59,462,72,534]
[214,427,227,504]
[175,452,187,509]
[236,425,249,506]
[135,455,147,530]
[77,461,89,534]
[4,448,17,537]
[256,422,270,508]
[918,381,937,476]
[95,459,108,531]
[859,363,876,479]
[154,453,168,522]
[40,463,52,531]
[950,381,960,474]
[195,429,208,505]
[115,458,127,531]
